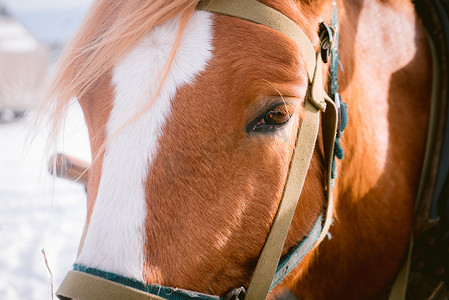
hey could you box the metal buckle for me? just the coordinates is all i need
[224,287,246,300]
[319,22,334,63]
[335,92,342,138]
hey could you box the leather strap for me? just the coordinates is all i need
[57,271,165,300]
[245,50,336,298]
[245,99,321,299]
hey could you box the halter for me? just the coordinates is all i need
[56,0,340,299]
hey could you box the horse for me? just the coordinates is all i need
[44,0,435,299]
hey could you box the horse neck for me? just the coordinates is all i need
[288,0,432,298]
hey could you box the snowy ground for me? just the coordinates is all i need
[0,104,90,299]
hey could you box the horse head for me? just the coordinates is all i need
[49,0,342,298]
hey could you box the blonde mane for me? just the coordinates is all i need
[43,0,200,144]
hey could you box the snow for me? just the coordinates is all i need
[0,104,90,299]
[1,0,93,45]
[2,0,92,12]
[0,2,92,298]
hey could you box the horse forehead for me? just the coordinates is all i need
[111,12,213,107]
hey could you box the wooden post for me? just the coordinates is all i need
[48,153,90,188]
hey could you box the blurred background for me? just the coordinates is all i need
[0,0,93,299]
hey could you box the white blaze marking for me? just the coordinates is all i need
[76,11,214,280]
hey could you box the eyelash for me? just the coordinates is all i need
[249,104,292,132]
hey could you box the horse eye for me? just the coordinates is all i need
[251,105,291,132]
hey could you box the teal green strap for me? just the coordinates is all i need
[270,215,323,290]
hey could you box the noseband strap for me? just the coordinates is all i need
[57,270,165,300]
